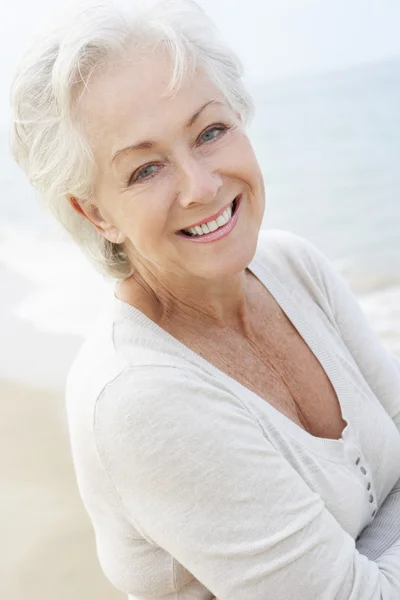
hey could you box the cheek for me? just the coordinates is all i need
[122,192,174,249]
[224,134,262,180]
[242,143,264,191]
[241,137,261,169]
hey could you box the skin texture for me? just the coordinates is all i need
[71,47,266,335]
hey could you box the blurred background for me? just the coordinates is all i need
[1,0,399,598]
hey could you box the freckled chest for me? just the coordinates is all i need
[174,285,346,441]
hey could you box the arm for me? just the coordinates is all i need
[94,366,400,600]
[284,233,400,561]
[294,233,400,434]
[356,476,400,560]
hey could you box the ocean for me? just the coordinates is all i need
[1,57,399,387]
[250,58,400,354]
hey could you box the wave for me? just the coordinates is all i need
[0,223,112,337]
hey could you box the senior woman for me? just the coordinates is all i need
[10,0,400,598]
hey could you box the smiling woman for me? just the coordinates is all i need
[11,0,255,281]
[69,48,264,286]
[9,1,400,599]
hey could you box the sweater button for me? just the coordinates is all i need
[368,494,374,503]
[367,482,371,491]
[371,509,377,517]
[355,457,361,465]
[360,466,367,475]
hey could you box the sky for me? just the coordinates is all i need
[1,0,400,119]
[202,0,400,80]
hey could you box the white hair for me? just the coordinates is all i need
[10,0,254,279]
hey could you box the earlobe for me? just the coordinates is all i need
[102,228,126,244]
[114,231,125,244]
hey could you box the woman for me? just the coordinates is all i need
[10,0,400,598]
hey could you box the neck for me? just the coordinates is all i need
[116,263,257,336]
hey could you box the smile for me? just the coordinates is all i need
[176,194,242,243]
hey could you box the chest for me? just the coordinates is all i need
[180,303,347,441]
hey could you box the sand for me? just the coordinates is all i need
[1,377,124,600]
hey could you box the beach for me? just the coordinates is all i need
[1,359,123,599]
[0,259,123,598]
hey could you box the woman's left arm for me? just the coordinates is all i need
[291,233,400,559]
[356,476,400,560]
[297,234,400,434]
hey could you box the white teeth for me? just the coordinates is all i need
[216,214,227,227]
[207,220,219,232]
[183,200,235,237]
[225,205,232,220]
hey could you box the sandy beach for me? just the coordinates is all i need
[2,377,124,600]
[0,261,124,598]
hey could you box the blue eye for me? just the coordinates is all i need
[199,124,229,144]
[136,164,158,180]
[126,124,230,187]
[129,163,159,186]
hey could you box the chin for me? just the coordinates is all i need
[193,231,260,281]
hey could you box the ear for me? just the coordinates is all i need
[69,196,126,244]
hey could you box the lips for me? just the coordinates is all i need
[179,194,241,233]
[177,194,242,242]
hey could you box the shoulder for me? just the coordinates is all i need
[254,228,333,295]
[65,310,124,417]
[255,228,324,270]
[93,365,253,453]
[94,365,250,436]
[91,365,264,501]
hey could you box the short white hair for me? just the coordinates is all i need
[10,0,254,279]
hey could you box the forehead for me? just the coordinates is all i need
[77,49,226,163]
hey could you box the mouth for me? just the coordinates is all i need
[178,194,241,238]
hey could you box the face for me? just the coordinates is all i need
[75,49,265,285]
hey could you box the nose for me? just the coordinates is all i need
[177,156,223,209]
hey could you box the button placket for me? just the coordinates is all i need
[354,455,376,516]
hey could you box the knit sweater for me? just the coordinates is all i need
[65,229,400,599]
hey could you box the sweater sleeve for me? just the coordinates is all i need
[94,366,400,600]
[284,231,400,435]
[356,476,400,560]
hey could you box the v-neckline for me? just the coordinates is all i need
[112,249,357,462]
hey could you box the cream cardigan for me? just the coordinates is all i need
[66,229,400,599]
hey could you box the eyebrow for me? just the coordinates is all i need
[111,100,224,164]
